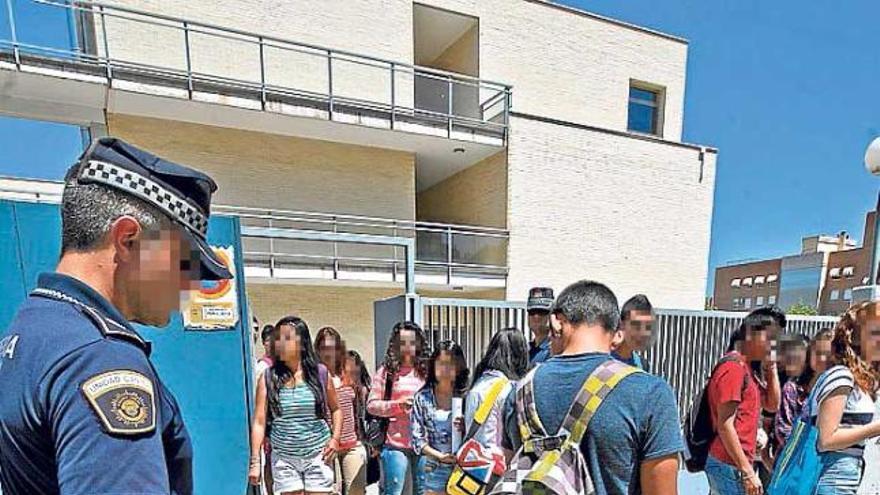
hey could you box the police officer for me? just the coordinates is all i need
[0,138,232,495]
[526,286,554,367]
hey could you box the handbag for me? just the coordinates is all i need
[363,370,395,449]
[766,372,831,495]
[446,376,510,495]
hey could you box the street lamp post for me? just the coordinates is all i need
[863,137,880,300]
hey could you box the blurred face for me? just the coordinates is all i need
[262,337,272,355]
[810,337,833,374]
[318,335,339,369]
[128,225,199,326]
[622,310,655,352]
[275,324,300,362]
[344,356,362,383]
[782,345,807,378]
[857,306,880,365]
[744,323,779,362]
[528,310,550,335]
[399,329,418,364]
[434,350,458,385]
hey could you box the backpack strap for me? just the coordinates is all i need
[516,367,547,444]
[562,359,641,447]
[462,376,510,443]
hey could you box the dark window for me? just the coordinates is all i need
[627,84,663,136]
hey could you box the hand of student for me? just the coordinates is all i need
[322,437,340,465]
[438,453,457,465]
[396,397,414,412]
[742,470,763,495]
[453,417,465,434]
[247,463,261,485]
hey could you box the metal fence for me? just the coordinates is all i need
[1,0,512,141]
[416,299,840,416]
[645,309,838,419]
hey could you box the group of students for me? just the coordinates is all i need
[697,302,880,495]
[246,279,880,495]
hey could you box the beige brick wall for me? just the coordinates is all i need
[106,114,415,220]
[99,0,686,138]
[505,115,716,309]
[417,150,507,228]
[247,283,401,371]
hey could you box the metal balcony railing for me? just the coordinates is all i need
[0,0,512,142]
[215,205,509,286]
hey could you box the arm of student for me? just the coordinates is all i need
[248,375,268,484]
[323,377,343,463]
[817,388,880,451]
[366,368,399,418]
[762,362,781,412]
[774,384,796,445]
[716,401,755,475]
[500,389,520,462]
[409,394,430,457]
[640,454,679,495]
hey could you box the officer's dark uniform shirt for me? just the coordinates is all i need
[0,272,193,495]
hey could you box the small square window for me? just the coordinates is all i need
[768,295,777,305]
[732,298,742,309]
[627,83,664,136]
[830,289,840,301]
[842,266,855,278]
[829,267,841,279]
[844,288,853,300]
[744,297,752,309]
[730,278,741,287]
[756,296,765,306]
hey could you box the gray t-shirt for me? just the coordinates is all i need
[502,353,684,495]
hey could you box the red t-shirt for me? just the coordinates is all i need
[707,352,760,466]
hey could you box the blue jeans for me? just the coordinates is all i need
[814,452,864,495]
[416,456,453,494]
[705,455,746,495]
[380,447,422,495]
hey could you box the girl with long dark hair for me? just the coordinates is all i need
[464,328,529,465]
[411,341,469,495]
[248,316,343,495]
[811,302,880,494]
[367,321,428,495]
[315,327,366,495]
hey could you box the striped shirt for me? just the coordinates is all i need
[367,365,425,451]
[810,365,876,455]
[334,376,360,450]
[269,385,331,458]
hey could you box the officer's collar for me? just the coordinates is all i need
[33,273,151,353]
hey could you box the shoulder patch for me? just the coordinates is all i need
[81,370,156,435]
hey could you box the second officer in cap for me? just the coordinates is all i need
[0,138,232,495]
[526,287,555,367]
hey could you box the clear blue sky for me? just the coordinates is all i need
[1,1,879,297]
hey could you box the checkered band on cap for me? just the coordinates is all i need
[78,160,209,238]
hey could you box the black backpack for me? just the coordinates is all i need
[683,354,750,473]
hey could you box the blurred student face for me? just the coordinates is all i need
[857,306,880,365]
[345,356,361,383]
[399,329,418,364]
[744,324,778,362]
[318,335,339,368]
[276,324,300,362]
[434,350,458,384]
[623,310,655,352]
[782,345,807,378]
[810,337,833,375]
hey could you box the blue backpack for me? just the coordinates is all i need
[766,372,831,495]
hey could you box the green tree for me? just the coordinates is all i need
[787,301,818,316]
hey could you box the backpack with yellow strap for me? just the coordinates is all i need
[490,359,641,495]
[446,376,510,495]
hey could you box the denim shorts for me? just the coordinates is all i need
[705,455,746,495]
[417,456,454,493]
[814,452,864,495]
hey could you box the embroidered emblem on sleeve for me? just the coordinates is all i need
[81,370,156,435]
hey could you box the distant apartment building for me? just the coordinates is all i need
[713,211,877,315]
[0,0,717,366]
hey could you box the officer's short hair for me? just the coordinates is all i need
[621,294,653,322]
[551,280,620,333]
[61,166,169,253]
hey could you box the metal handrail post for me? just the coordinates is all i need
[5,0,19,67]
[258,36,266,110]
[446,226,453,285]
[332,215,339,280]
[98,5,112,79]
[268,214,275,278]
[183,21,193,98]
[504,87,511,142]
[327,50,334,120]
[390,62,396,129]
[447,77,454,139]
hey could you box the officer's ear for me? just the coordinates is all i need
[109,215,142,262]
